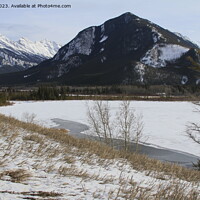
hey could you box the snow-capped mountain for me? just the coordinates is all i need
[0,35,61,74]
[0,12,200,85]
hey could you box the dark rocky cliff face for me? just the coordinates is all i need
[0,12,199,86]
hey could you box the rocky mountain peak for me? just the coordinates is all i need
[0,12,199,86]
[0,35,61,74]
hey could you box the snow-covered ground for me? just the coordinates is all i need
[0,100,199,156]
[1,117,198,200]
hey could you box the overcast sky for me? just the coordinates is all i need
[0,0,199,45]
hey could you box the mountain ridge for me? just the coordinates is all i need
[0,12,199,86]
[0,34,61,74]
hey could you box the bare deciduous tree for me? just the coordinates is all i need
[186,102,200,170]
[133,114,144,152]
[87,101,114,146]
[186,123,200,145]
[117,101,143,151]
[87,100,144,151]
[186,102,200,144]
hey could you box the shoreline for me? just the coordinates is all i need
[52,118,200,168]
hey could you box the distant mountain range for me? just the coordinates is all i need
[0,12,200,86]
[0,35,61,74]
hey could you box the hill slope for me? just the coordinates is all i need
[0,114,199,199]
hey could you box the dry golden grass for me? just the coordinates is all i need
[0,190,61,199]
[59,166,89,178]
[0,169,31,183]
[23,134,45,145]
[111,182,199,200]
[0,101,12,107]
[0,113,199,183]
[0,113,200,199]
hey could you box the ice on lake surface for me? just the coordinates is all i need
[0,100,199,156]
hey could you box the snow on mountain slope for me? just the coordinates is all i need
[0,34,61,71]
[54,27,95,61]
[16,38,61,58]
[141,44,189,68]
[99,35,108,43]
[0,34,61,59]
[0,12,199,84]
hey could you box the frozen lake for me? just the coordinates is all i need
[0,100,199,157]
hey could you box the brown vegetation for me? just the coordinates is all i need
[0,113,199,182]
[0,113,200,199]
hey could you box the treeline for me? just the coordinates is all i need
[2,86,65,101]
[0,93,10,106]
[1,86,120,101]
[0,84,200,101]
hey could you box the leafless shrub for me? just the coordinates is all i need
[58,166,89,178]
[153,181,199,200]
[186,122,200,145]
[2,169,31,183]
[23,134,44,145]
[0,122,10,137]
[63,155,75,164]
[21,112,37,123]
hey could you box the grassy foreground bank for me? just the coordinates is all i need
[0,114,200,199]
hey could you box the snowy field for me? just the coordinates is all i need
[1,116,199,200]
[0,100,199,156]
